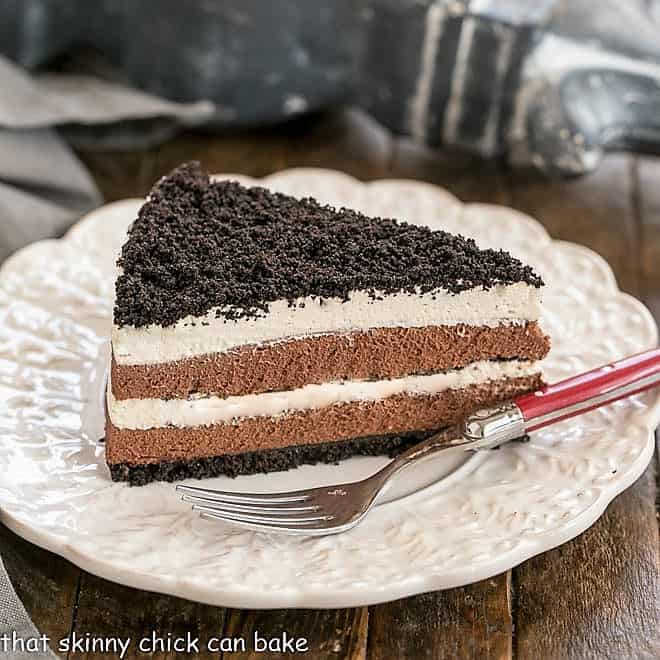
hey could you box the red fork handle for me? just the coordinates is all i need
[515,348,660,432]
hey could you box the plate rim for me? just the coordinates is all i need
[1,167,658,609]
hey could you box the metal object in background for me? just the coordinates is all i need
[1,0,660,176]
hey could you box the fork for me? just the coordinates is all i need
[177,348,660,536]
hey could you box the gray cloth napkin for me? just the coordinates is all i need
[0,55,215,657]
[0,54,215,261]
[0,555,53,658]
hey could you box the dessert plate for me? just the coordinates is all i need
[1,169,658,608]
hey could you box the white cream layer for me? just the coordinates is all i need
[112,283,542,366]
[107,359,539,430]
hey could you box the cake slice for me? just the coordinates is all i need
[106,163,550,485]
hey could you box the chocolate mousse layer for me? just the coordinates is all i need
[111,322,550,400]
[106,373,542,483]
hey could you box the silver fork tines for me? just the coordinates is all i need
[176,425,491,536]
[177,484,310,504]
[181,495,321,514]
[177,483,347,535]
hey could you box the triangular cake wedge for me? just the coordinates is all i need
[107,163,550,485]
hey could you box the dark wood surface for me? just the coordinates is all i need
[3,109,659,659]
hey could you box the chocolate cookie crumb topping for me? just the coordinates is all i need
[114,162,543,328]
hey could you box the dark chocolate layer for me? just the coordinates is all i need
[109,430,434,486]
[114,162,543,328]
[109,428,531,487]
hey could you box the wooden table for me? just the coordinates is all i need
[3,109,659,659]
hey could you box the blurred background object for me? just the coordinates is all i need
[2,0,660,259]
[2,0,660,176]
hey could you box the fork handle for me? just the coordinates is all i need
[381,348,660,483]
[515,348,660,432]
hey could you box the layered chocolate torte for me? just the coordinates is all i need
[106,163,550,485]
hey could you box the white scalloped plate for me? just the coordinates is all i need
[1,169,658,609]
